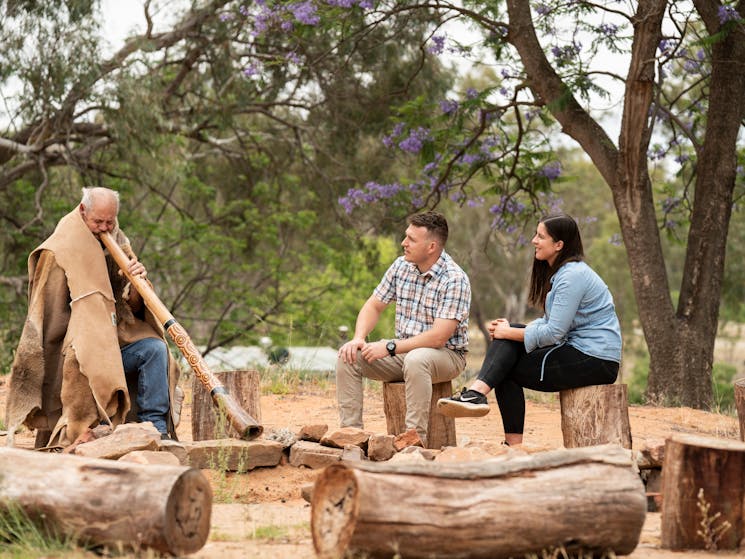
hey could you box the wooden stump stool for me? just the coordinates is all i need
[382,380,456,449]
[559,383,632,449]
[191,369,261,440]
[661,434,745,551]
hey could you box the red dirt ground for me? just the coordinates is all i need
[1,375,742,558]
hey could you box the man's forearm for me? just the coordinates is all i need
[351,297,385,341]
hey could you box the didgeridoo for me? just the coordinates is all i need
[100,232,263,440]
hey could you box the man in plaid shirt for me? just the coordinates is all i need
[336,211,471,446]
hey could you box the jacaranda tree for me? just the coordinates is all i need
[315,1,744,408]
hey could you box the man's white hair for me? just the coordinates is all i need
[80,187,120,212]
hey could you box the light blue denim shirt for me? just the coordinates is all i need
[524,261,622,363]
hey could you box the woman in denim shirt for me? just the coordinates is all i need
[438,214,622,446]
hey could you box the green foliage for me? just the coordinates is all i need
[711,362,737,415]
[626,350,649,405]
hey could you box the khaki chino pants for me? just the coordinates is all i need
[336,347,466,445]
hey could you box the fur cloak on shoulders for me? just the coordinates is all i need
[5,208,181,448]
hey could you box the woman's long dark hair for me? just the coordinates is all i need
[528,214,584,308]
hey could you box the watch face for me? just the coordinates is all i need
[386,341,395,351]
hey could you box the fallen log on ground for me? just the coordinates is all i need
[0,446,211,555]
[311,444,646,559]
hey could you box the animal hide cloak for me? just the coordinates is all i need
[5,208,181,447]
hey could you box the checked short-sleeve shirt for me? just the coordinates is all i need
[373,251,471,351]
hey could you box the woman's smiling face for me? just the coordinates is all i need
[531,222,563,265]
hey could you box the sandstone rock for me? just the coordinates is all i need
[638,438,666,469]
[297,424,329,442]
[72,423,161,459]
[185,439,284,471]
[341,444,366,462]
[320,427,372,450]
[118,450,181,466]
[290,440,343,469]
[388,447,428,463]
[367,434,396,461]
[393,428,423,451]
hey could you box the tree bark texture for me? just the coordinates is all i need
[191,369,261,440]
[736,378,745,442]
[560,384,632,449]
[383,381,456,449]
[0,447,212,555]
[311,445,646,559]
[661,434,745,550]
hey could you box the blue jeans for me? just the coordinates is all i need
[121,338,170,435]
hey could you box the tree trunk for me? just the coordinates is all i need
[0,446,211,555]
[560,384,632,449]
[661,434,745,550]
[191,369,261,440]
[736,378,745,442]
[311,445,646,559]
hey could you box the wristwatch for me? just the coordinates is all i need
[386,340,397,357]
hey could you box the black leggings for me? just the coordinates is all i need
[477,333,618,434]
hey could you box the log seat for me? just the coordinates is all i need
[559,383,632,449]
[382,380,456,449]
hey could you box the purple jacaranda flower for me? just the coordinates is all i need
[439,99,459,115]
[648,145,666,161]
[286,51,302,64]
[219,12,234,21]
[327,0,373,7]
[459,153,481,165]
[398,127,431,154]
[538,161,562,181]
[291,1,320,25]
[609,233,623,246]
[338,181,407,213]
[598,23,618,37]
[466,87,478,100]
[718,5,740,24]
[427,35,446,55]
[658,38,671,54]
[243,61,262,77]
[399,135,423,153]
[535,3,550,16]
